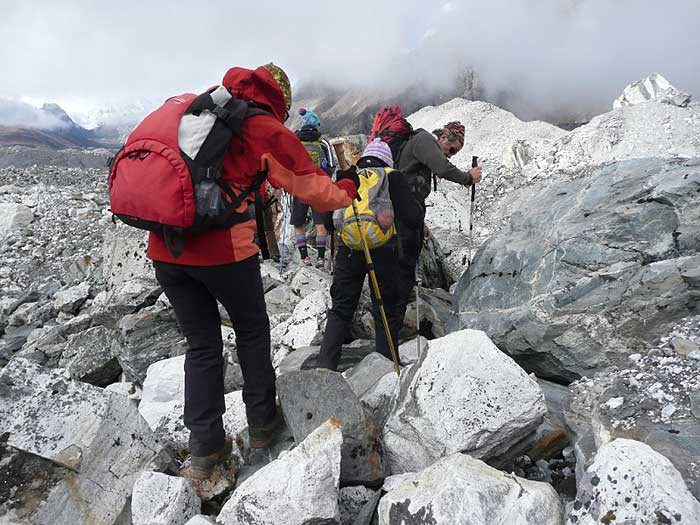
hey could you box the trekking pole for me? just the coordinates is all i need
[279,191,290,274]
[351,202,401,376]
[415,270,422,358]
[468,156,478,267]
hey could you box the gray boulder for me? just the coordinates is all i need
[58,325,122,386]
[0,358,171,524]
[567,439,700,524]
[277,369,385,485]
[339,486,377,525]
[383,329,546,474]
[131,471,201,525]
[217,418,342,525]
[116,304,187,383]
[53,282,91,314]
[277,340,376,375]
[378,453,563,525]
[454,157,700,381]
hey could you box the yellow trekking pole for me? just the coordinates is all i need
[351,201,401,376]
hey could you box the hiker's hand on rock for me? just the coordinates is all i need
[468,166,482,184]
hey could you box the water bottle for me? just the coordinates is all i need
[195,181,222,217]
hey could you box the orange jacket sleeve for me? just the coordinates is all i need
[260,126,356,210]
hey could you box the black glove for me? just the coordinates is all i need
[335,165,360,191]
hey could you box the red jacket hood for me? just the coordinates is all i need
[222,66,287,122]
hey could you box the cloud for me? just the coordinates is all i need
[0,0,698,122]
[0,99,70,129]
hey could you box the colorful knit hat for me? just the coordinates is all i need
[299,108,321,128]
[262,62,292,112]
[443,121,465,147]
[362,138,394,168]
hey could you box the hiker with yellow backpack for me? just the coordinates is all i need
[290,109,336,268]
[317,139,423,370]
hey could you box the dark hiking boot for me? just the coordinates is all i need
[190,436,233,480]
[249,411,284,449]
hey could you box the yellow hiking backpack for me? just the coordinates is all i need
[334,167,395,250]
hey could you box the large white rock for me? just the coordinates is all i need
[217,418,342,525]
[535,96,700,178]
[383,329,546,474]
[378,453,563,525]
[139,355,249,458]
[139,355,186,431]
[0,358,169,524]
[566,439,700,525]
[289,265,332,296]
[270,289,330,353]
[613,73,691,109]
[101,223,153,290]
[131,471,201,525]
[0,203,33,239]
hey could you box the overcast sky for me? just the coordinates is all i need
[1,0,699,121]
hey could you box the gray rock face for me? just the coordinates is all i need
[131,471,201,525]
[277,369,385,486]
[567,439,700,525]
[0,358,170,524]
[383,329,546,474]
[378,453,563,525]
[116,304,187,383]
[58,325,122,386]
[454,157,700,381]
[217,418,342,525]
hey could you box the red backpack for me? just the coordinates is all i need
[108,86,269,258]
[369,105,414,161]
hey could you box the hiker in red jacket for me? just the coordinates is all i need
[148,63,359,479]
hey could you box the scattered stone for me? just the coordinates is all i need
[604,397,624,411]
[339,486,376,525]
[277,369,385,485]
[383,329,546,474]
[58,325,122,386]
[671,337,699,356]
[131,471,201,525]
[217,418,342,525]
[567,439,700,524]
[378,453,563,524]
[53,282,91,314]
[397,336,428,365]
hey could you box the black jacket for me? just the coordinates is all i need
[396,129,473,202]
[356,156,423,230]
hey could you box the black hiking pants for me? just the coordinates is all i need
[392,222,423,335]
[318,243,401,370]
[154,256,276,456]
